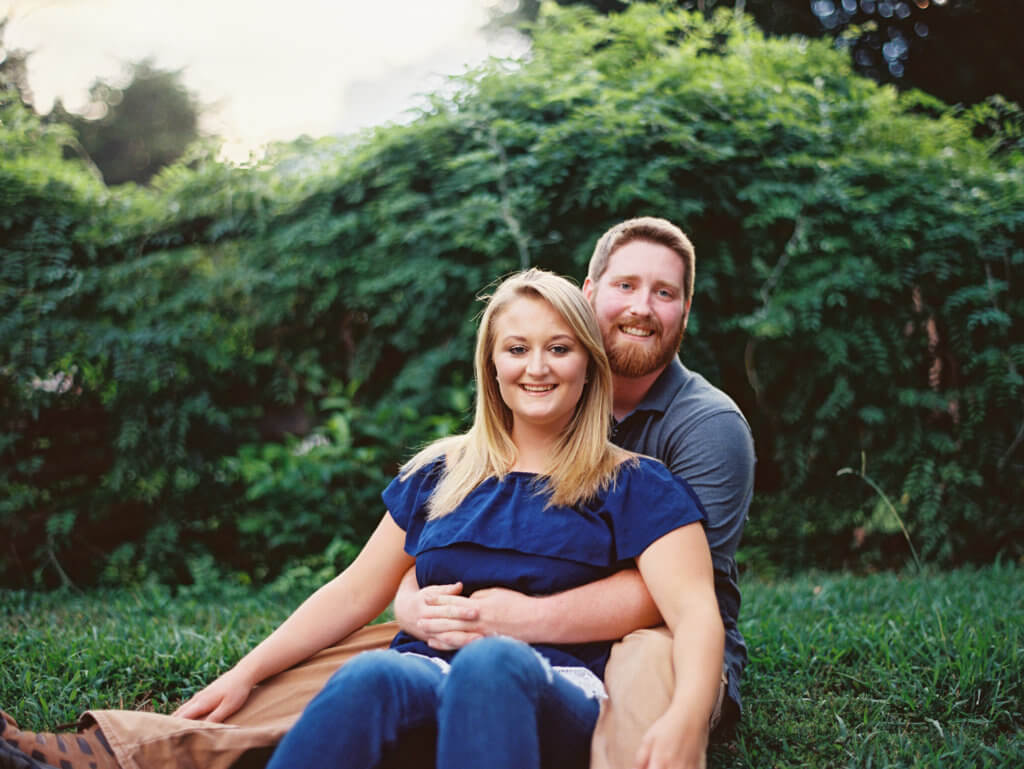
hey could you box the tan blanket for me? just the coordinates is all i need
[88,623,699,769]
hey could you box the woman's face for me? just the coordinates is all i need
[491,295,589,435]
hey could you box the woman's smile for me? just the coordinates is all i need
[492,295,588,433]
[519,382,557,393]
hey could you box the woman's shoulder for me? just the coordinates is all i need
[614,451,669,481]
[608,453,706,515]
[401,435,466,478]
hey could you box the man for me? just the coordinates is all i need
[393,216,753,767]
[1,218,752,769]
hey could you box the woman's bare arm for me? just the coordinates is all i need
[174,514,413,721]
[632,524,724,769]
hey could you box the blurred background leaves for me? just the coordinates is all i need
[1,3,1021,588]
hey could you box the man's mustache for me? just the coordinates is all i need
[611,313,663,336]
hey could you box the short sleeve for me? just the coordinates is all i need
[381,459,443,556]
[602,457,707,561]
[662,410,753,573]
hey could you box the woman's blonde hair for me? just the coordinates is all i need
[403,268,634,519]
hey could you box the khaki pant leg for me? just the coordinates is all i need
[87,621,398,769]
[589,626,724,769]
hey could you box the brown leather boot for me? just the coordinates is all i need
[1,711,118,769]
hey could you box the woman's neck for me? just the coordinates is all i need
[508,421,561,473]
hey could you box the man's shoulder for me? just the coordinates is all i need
[659,361,750,431]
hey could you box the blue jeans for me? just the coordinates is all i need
[266,636,601,769]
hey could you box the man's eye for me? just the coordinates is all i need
[657,289,675,299]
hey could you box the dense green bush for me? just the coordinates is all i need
[2,4,1021,586]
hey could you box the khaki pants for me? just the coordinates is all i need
[88,623,717,769]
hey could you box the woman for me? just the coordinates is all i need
[4,269,722,769]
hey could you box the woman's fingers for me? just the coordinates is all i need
[206,692,244,723]
[173,693,215,720]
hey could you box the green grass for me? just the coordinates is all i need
[711,562,1023,767]
[2,564,1022,767]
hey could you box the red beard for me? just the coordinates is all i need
[605,313,684,378]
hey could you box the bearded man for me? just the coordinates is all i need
[2,218,753,769]
[395,217,754,767]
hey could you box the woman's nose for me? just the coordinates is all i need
[526,350,549,376]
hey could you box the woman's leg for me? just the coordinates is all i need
[436,637,600,769]
[266,650,442,769]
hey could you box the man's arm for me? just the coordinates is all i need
[393,566,661,650]
[393,411,753,650]
[664,410,754,571]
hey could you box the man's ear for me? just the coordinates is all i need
[582,276,594,301]
[682,298,692,332]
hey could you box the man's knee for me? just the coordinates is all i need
[590,627,678,769]
[604,627,675,699]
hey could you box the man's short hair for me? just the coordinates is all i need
[587,217,695,306]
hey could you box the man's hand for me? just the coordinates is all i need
[419,586,538,649]
[394,577,484,650]
[459,586,541,642]
[394,570,543,650]
[631,709,707,769]
[411,586,539,649]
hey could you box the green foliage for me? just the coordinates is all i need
[211,390,469,582]
[1,4,1022,585]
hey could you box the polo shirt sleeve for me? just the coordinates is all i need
[605,458,707,561]
[663,410,754,571]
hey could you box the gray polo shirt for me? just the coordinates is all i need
[610,357,754,725]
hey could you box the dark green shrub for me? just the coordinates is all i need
[2,5,1021,585]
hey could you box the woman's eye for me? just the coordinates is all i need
[550,345,569,355]
[509,345,527,355]
[617,282,632,291]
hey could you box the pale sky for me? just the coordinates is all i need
[1,0,527,159]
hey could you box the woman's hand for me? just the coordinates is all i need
[172,667,257,722]
[631,709,707,769]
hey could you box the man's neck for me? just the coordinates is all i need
[611,366,666,422]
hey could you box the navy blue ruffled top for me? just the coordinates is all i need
[384,455,706,678]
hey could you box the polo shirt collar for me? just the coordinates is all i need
[627,356,687,417]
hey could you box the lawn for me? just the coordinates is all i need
[2,563,1022,768]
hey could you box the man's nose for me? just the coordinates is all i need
[628,289,654,316]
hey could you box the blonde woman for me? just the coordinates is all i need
[177,269,723,769]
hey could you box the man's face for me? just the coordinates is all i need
[583,239,689,379]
